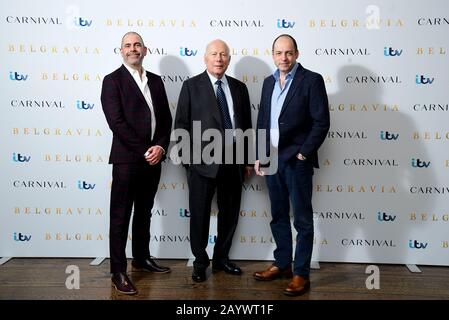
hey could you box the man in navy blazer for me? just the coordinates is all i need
[253,34,330,296]
[175,39,252,283]
[101,32,172,295]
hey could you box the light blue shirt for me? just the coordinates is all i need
[270,62,298,147]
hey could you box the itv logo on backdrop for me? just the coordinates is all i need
[179,208,190,217]
[13,153,31,162]
[13,232,31,242]
[277,19,295,28]
[415,74,434,84]
[180,47,198,56]
[409,240,428,249]
[73,17,92,27]
[377,212,397,222]
[77,180,96,190]
[76,100,94,110]
[411,158,431,168]
[380,131,399,141]
[9,71,28,81]
[383,47,402,56]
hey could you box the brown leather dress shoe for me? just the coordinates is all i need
[284,275,310,296]
[253,264,293,281]
[111,272,137,295]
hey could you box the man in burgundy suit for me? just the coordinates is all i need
[101,32,172,295]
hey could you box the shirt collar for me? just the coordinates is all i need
[273,62,298,82]
[123,63,146,82]
[206,70,228,87]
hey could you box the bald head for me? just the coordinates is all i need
[121,31,145,48]
[204,39,231,79]
[272,34,297,52]
[205,39,230,57]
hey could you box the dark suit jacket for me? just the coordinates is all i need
[257,63,330,168]
[174,71,252,179]
[101,65,172,164]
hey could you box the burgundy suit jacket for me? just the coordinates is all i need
[101,65,172,164]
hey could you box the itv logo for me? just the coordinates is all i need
[13,153,31,162]
[77,180,96,190]
[76,100,94,110]
[380,131,399,141]
[384,47,403,56]
[14,232,31,242]
[9,71,28,81]
[377,212,397,222]
[411,158,430,168]
[415,74,434,84]
[179,208,190,217]
[409,240,428,249]
[180,47,198,56]
[73,17,92,27]
[208,235,217,244]
[277,19,295,28]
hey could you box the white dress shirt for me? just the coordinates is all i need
[123,63,156,140]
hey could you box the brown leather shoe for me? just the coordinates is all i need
[253,264,293,281]
[111,272,137,295]
[284,275,310,296]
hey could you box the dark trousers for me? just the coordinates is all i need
[265,159,314,277]
[109,162,161,273]
[187,165,242,270]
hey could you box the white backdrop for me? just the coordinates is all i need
[1,0,448,265]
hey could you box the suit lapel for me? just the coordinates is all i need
[279,63,304,118]
[119,65,149,108]
[147,72,160,118]
[227,75,240,128]
[199,71,222,128]
[263,76,276,128]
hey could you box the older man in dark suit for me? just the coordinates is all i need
[253,34,330,296]
[101,32,172,295]
[174,39,252,283]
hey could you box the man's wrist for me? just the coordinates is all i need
[155,145,166,155]
[144,146,166,157]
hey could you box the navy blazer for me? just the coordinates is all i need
[257,63,330,168]
[174,71,252,179]
[101,65,172,164]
